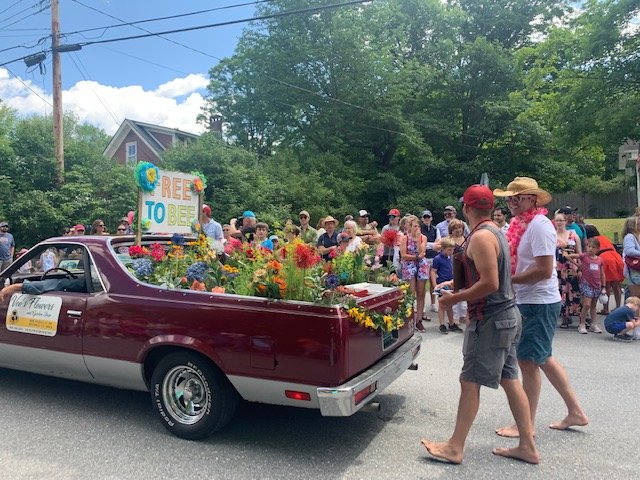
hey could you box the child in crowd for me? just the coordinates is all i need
[604,296,640,342]
[568,238,606,334]
[430,237,461,334]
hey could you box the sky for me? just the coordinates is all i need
[0,0,257,135]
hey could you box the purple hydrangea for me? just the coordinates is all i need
[132,258,154,278]
[325,274,340,289]
[186,261,208,282]
[170,233,186,246]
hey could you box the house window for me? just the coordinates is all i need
[126,142,137,165]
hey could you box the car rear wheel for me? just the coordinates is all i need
[150,351,238,440]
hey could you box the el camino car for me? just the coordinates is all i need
[0,235,421,439]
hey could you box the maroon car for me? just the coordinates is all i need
[0,235,421,439]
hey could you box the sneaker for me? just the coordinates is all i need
[430,304,438,312]
[588,324,602,334]
[448,324,463,332]
[578,325,588,334]
[439,324,449,334]
[613,333,633,342]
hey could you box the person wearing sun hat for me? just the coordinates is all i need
[493,176,588,439]
[316,215,339,261]
[421,184,539,465]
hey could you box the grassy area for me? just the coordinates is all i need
[587,218,626,242]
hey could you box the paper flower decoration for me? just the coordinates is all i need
[189,171,207,194]
[134,162,160,192]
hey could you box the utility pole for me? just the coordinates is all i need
[52,0,64,184]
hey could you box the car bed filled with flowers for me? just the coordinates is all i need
[125,233,414,333]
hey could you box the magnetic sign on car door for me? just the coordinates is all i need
[5,294,62,337]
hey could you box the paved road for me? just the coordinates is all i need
[0,315,637,480]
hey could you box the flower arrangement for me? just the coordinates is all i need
[134,162,160,192]
[345,283,414,332]
[126,235,410,332]
[189,171,207,194]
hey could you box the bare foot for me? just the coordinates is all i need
[420,439,463,464]
[549,413,589,431]
[492,446,540,465]
[495,424,520,438]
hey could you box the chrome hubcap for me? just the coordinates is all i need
[162,365,209,425]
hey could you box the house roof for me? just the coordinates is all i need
[102,119,199,161]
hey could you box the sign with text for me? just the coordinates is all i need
[6,294,62,337]
[141,170,199,233]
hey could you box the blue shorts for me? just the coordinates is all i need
[579,282,600,299]
[516,303,561,365]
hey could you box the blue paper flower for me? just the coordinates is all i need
[134,162,160,192]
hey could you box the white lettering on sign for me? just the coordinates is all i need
[6,294,63,337]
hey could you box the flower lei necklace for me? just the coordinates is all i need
[506,207,548,274]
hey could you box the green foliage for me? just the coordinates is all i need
[0,113,136,247]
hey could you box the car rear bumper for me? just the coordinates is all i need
[317,334,422,416]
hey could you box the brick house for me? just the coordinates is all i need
[103,119,199,166]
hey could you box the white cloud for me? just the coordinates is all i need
[0,68,208,135]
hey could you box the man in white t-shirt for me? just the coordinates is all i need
[493,177,588,438]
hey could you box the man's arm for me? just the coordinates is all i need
[512,255,554,284]
[439,229,499,307]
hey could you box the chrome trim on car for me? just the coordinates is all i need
[317,335,422,416]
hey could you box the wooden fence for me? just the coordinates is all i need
[548,191,637,218]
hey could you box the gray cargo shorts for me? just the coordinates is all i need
[459,307,521,389]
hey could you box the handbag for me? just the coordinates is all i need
[625,256,640,271]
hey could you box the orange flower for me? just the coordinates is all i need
[211,286,225,293]
[266,260,282,272]
[190,280,206,291]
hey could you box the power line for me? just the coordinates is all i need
[76,0,372,48]
[66,0,276,38]
[0,0,49,29]
[0,0,28,17]
[68,52,121,129]
[3,65,53,107]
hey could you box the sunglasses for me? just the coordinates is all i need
[506,194,535,204]
[98,224,105,227]
[299,215,308,219]
[117,228,126,231]
[77,230,85,233]
[444,212,454,216]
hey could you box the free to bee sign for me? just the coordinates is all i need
[141,170,199,234]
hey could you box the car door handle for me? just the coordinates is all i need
[67,310,83,317]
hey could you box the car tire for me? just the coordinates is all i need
[150,351,239,440]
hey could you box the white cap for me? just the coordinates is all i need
[358,209,369,217]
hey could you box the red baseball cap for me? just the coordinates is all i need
[74,224,86,232]
[202,204,212,216]
[388,208,400,217]
[462,185,494,209]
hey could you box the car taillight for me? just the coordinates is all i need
[354,382,377,405]
[285,390,311,401]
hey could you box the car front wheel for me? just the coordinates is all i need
[150,351,238,440]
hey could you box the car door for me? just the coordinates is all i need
[0,242,93,381]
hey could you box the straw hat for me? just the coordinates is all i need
[493,177,552,205]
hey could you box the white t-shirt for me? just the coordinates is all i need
[345,236,363,252]
[513,214,561,304]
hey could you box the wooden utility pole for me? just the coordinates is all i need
[51,0,64,184]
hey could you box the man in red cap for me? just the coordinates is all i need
[201,204,223,242]
[421,185,539,465]
[381,208,401,268]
